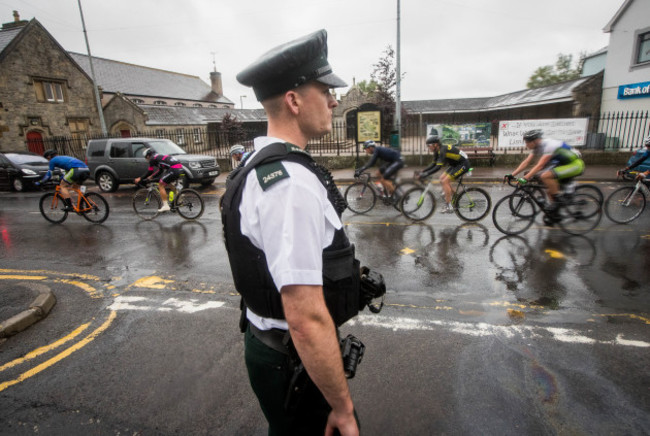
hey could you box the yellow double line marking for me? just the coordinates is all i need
[0,311,116,393]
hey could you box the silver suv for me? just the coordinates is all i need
[85,138,220,192]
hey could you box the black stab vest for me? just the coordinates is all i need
[221,142,360,326]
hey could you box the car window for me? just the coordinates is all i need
[88,141,106,157]
[109,143,131,158]
[148,140,186,155]
[132,142,148,158]
[5,153,48,165]
[0,154,10,165]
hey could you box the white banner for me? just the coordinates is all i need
[498,118,588,148]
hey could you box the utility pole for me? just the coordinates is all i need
[395,0,401,136]
[77,0,107,135]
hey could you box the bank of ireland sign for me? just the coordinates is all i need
[618,81,650,99]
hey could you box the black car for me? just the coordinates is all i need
[0,151,62,191]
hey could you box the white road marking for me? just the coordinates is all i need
[349,314,650,348]
[108,296,224,313]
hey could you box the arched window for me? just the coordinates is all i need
[153,100,167,105]
[174,102,186,107]
[131,98,145,104]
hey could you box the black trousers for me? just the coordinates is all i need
[244,326,331,436]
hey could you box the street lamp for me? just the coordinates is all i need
[240,95,247,109]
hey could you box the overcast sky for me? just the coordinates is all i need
[1,0,624,109]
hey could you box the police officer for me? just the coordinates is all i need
[222,30,359,435]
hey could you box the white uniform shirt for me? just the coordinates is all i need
[240,136,342,330]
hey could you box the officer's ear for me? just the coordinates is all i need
[284,90,301,116]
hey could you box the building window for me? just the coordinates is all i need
[636,31,650,64]
[153,100,167,105]
[193,128,202,144]
[176,129,185,145]
[131,98,145,104]
[34,80,65,102]
[174,102,186,106]
[193,103,203,107]
[155,129,165,138]
[209,104,218,108]
[68,118,89,146]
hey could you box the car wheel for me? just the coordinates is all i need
[96,171,118,192]
[12,178,24,192]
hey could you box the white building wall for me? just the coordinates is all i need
[601,0,650,112]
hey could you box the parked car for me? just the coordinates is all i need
[85,138,220,192]
[0,151,62,192]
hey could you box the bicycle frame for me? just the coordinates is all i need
[53,185,94,213]
[623,179,650,206]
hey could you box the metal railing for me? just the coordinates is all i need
[29,110,649,160]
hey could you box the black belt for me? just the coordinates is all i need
[249,323,290,355]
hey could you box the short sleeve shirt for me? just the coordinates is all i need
[239,136,342,330]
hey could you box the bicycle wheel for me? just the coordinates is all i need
[81,193,110,224]
[344,182,376,214]
[391,181,418,211]
[575,184,604,205]
[133,188,162,220]
[604,186,646,224]
[175,189,204,220]
[492,193,535,235]
[39,192,68,224]
[559,193,602,235]
[454,187,491,221]
[401,187,436,221]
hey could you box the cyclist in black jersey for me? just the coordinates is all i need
[354,140,404,196]
[134,148,183,212]
[418,136,470,213]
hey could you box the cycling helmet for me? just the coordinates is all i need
[523,129,543,141]
[363,140,376,149]
[426,135,441,145]
[644,135,650,147]
[143,148,155,158]
[230,144,245,155]
[43,149,57,159]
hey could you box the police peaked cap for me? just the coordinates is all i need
[237,29,347,101]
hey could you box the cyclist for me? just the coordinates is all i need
[508,129,585,217]
[417,135,470,213]
[38,149,90,212]
[230,144,251,165]
[354,140,404,197]
[625,135,650,180]
[134,148,183,212]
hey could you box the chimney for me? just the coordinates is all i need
[210,71,223,97]
[3,10,29,30]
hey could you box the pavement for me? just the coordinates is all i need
[0,164,623,340]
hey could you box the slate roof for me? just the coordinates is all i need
[403,77,591,114]
[141,105,267,126]
[0,26,22,56]
[68,52,234,105]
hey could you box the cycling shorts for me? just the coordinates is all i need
[379,160,404,180]
[62,167,90,185]
[159,168,182,185]
[550,159,585,181]
[444,160,470,181]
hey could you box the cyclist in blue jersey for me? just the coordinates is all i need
[39,149,90,212]
[354,140,404,196]
[626,135,650,180]
[508,129,585,215]
[230,144,251,166]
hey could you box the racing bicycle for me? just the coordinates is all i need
[492,175,601,235]
[400,170,492,221]
[344,171,417,214]
[604,170,649,224]
[132,180,204,221]
[39,185,109,224]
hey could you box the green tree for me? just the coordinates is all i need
[357,79,378,94]
[370,45,405,139]
[219,113,246,146]
[526,53,585,89]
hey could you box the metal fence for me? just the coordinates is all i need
[30,110,650,160]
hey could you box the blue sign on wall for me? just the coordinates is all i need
[618,81,650,99]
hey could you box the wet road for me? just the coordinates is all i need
[0,182,649,435]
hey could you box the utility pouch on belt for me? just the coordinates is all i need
[322,244,361,326]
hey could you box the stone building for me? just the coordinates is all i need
[0,14,102,153]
